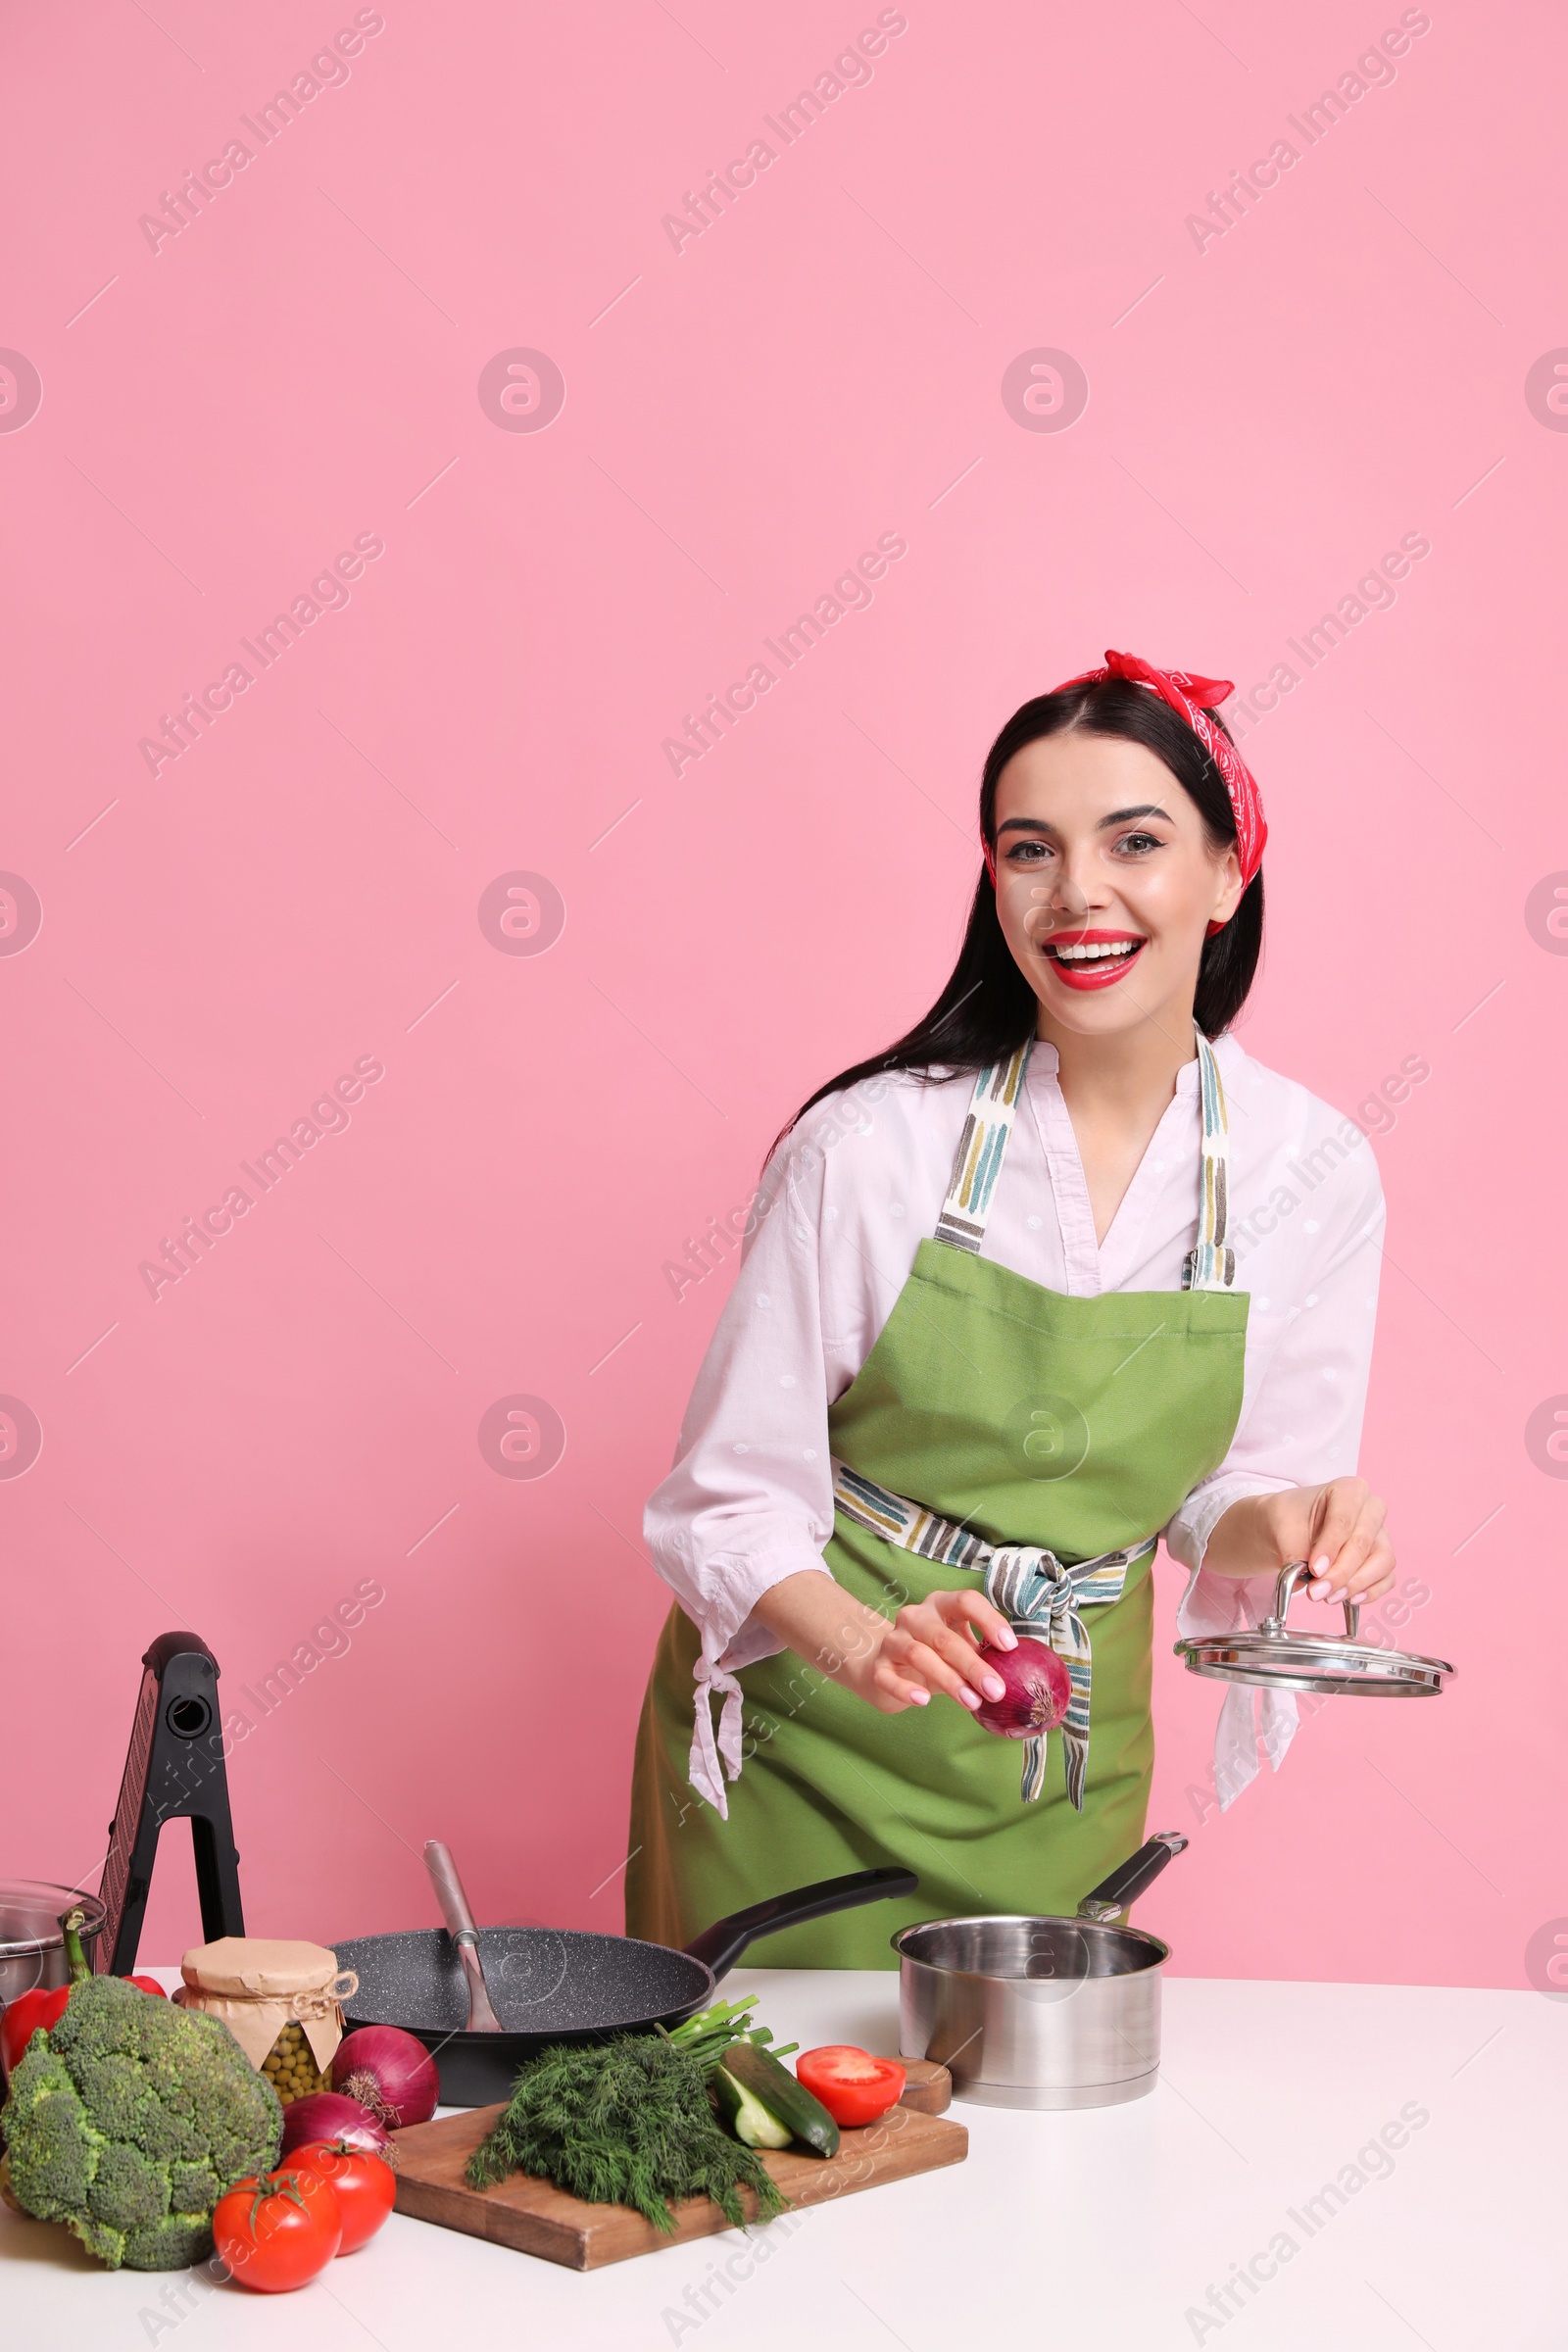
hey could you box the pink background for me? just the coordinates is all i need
[1,0,1561,1990]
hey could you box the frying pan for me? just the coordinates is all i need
[334,1865,916,2106]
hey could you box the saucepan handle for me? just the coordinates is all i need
[1076,1832,1188,1923]
[1270,1560,1359,1641]
[684,1866,918,1981]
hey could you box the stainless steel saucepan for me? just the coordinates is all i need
[894,1833,1187,2111]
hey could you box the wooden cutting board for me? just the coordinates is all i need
[390,2062,965,2271]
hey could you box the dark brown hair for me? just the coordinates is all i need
[783,676,1264,1138]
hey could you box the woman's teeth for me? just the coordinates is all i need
[1050,941,1142,961]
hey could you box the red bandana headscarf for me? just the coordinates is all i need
[1048,650,1267,888]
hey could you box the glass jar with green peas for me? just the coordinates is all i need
[174,1937,359,2105]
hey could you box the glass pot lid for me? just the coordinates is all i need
[1174,1563,1454,1696]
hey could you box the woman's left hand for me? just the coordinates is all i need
[1208,1478,1396,1607]
[1254,1477,1395,1606]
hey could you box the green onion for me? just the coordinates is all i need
[662,1997,798,2071]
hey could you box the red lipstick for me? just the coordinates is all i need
[1040,928,1147,992]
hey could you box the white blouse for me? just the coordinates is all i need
[646,1034,1386,1815]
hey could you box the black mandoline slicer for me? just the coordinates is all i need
[96,1631,245,1976]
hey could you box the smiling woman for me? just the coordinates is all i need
[625,653,1394,1966]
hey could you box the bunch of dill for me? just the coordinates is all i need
[465,2034,790,2234]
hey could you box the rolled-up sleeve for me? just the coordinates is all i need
[644,1138,842,1810]
[1164,1129,1386,1802]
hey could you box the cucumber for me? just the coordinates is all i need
[720,2042,840,2158]
[711,2062,793,2149]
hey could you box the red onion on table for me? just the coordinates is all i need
[972,1638,1070,1739]
[278,2090,397,2165]
[330,2025,440,2129]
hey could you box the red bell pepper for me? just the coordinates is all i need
[1,1981,72,2077]
[1,1917,169,2080]
[1,1908,90,2078]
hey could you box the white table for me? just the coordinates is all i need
[5,1968,1562,2350]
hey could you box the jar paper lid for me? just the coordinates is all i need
[180,1936,341,1995]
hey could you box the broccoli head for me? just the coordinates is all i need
[1,1974,282,2270]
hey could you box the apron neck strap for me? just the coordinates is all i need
[933,1028,1237,1290]
[1184,1030,1235,1291]
[934,1043,1033,1252]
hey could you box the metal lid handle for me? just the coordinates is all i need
[1265,1560,1358,1642]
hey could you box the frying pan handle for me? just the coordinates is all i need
[424,1840,482,1946]
[683,1866,918,1981]
[1076,1832,1188,1923]
[423,1839,504,2034]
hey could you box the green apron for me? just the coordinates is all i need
[626,1034,1249,1967]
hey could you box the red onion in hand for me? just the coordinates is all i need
[278,2090,397,2165]
[330,2025,439,2129]
[972,1638,1070,1739]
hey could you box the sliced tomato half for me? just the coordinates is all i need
[794,2046,906,2128]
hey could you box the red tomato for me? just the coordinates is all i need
[795,2047,906,2129]
[213,2169,342,2292]
[286,2140,396,2253]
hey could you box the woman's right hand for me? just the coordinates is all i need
[848,1588,1021,1714]
[752,1571,1017,1715]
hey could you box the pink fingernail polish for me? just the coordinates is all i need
[958,1688,980,1709]
[995,1628,1018,1649]
[982,1675,1005,1700]
[910,1689,929,1705]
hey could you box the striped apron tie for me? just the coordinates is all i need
[832,1459,1157,1808]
